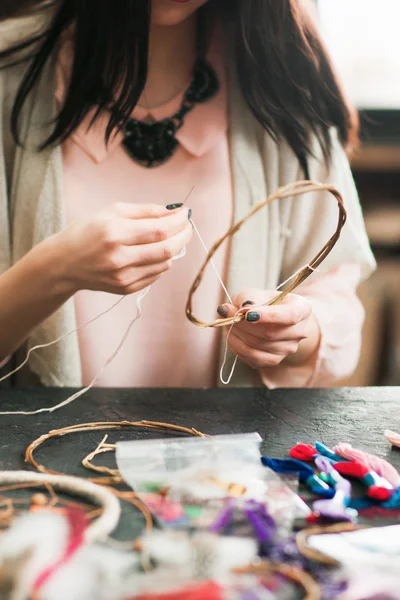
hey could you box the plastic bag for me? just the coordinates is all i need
[116,433,301,537]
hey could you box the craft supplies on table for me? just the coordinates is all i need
[266,437,400,524]
[115,433,306,540]
[2,423,400,600]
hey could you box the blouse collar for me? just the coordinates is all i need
[55,30,228,164]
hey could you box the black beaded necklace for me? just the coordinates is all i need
[122,15,219,168]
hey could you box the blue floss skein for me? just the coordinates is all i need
[314,442,344,463]
[261,457,312,479]
[382,486,400,509]
[261,457,334,498]
[348,497,376,511]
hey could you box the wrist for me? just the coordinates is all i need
[27,235,79,299]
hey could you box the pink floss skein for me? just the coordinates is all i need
[385,430,400,449]
[334,443,400,488]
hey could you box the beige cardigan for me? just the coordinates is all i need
[0,9,376,388]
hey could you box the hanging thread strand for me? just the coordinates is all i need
[0,296,126,385]
[190,219,232,304]
[0,288,150,416]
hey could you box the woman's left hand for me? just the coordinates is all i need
[217,289,321,369]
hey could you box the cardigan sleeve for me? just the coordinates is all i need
[259,262,364,388]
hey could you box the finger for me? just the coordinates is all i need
[251,298,311,326]
[217,289,281,321]
[233,327,302,354]
[228,333,285,369]
[109,259,172,290]
[107,208,191,246]
[127,221,193,266]
[121,272,165,296]
[223,295,311,327]
[236,319,309,341]
[111,202,185,220]
[230,288,279,309]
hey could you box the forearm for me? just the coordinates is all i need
[0,238,73,361]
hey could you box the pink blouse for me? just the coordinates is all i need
[57,41,364,388]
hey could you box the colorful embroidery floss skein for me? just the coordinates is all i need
[334,443,400,488]
[333,461,393,502]
[261,457,334,498]
[289,444,317,462]
[311,456,356,523]
[314,442,344,463]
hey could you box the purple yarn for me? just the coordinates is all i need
[243,501,276,544]
[312,496,354,522]
[209,500,235,533]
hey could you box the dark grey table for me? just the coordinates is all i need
[0,386,399,539]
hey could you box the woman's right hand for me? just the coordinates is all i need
[50,203,193,295]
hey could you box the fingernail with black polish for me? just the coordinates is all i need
[217,304,228,318]
[188,208,192,220]
[246,311,261,322]
[241,300,255,307]
[166,203,183,210]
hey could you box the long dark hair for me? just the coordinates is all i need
[0,0,357,176]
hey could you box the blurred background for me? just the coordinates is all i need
[315,0,400,386]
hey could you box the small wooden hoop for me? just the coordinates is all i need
[186,180,347,328]
[25,420,208,485]
[0,470,120,542]
[234,560,321,600]
[296,522,367,566]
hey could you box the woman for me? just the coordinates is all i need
[0,0,375,389]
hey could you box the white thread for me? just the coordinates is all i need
[174,246,186,261]
[0,296,126,385]
[219,320,239,385]
[0,286,151,416]
[190,219,232,304]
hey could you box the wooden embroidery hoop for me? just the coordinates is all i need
[186,180,347,328]
[234,561,321,600]
[0,470,121,542]
[25,420,208,486]
[296,522,367,566]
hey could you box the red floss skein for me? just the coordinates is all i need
[334,462,392,502]
[334,461,369,478]
[132,582,224,600]
[289,444,316,461]
[369,486,392,502]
